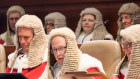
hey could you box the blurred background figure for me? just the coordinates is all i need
[44,12,67,35]
[40,27,105,79]
[0,5,25,45]
[116,3,140,42]
[75,7,114,44]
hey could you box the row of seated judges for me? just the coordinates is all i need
[0,2,140,79]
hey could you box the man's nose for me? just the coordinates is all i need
[20,38,26,44]
[122,18,126,23]
[47,26,51,29]
[56,50,61,54]
[12,19,18,23]
[57,50,64,55]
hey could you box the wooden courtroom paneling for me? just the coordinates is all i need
[4,45,16,64]
[0,0,140,39]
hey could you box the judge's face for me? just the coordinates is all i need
[121,13,132,29]
[121,38,132,61]
[9,12,21,32]
[51,36,66,65]
[18,27,33,52]
[82,14,95,34]
[45,20,54,34]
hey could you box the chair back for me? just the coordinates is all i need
[80,40,121,78]
[4,45,16,65]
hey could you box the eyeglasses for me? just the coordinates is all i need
[9,17,20,21]
[45,23,54,26]
[121,42,132,49]
[51,46,67,54]
[120,16,131,21]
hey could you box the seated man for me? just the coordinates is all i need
[0,5,25,45]
[115,24,140,79]
[5,14,48,79]
[116,3,140,42]
[44,12,67,35]
[40,27,105,79]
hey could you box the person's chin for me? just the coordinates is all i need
[123,24,131,28]
[22,48,28,52]
[58,58,63,64]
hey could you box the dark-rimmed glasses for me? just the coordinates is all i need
[51,46,67,53]
[121,42,132,49]
[45,23,54,26]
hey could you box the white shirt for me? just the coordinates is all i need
[120,61,129,76]
[10,49,28,73]
[52,62,62,79]
[77,31,93,44]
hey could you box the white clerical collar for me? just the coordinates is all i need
[52,62,62,79]
[120,61,129,76]
[18,48,28,56]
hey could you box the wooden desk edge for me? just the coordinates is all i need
[65,72,109,79]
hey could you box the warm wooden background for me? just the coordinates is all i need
[0,0,140,39]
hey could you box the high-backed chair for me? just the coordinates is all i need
[0,44,6,73]
[80,40,121,78]
[4,45,16,65]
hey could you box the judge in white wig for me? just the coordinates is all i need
[40,27,105,79]
[115,24,140,79]
[6,14,48,79]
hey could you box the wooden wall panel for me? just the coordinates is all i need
[0,0,140,39]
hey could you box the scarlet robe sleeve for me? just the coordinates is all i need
[5,62,47,79]
[25,62,47,79]
[0,39,5,45]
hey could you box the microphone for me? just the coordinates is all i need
[81,23,103,44]
[104,20,110,25]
